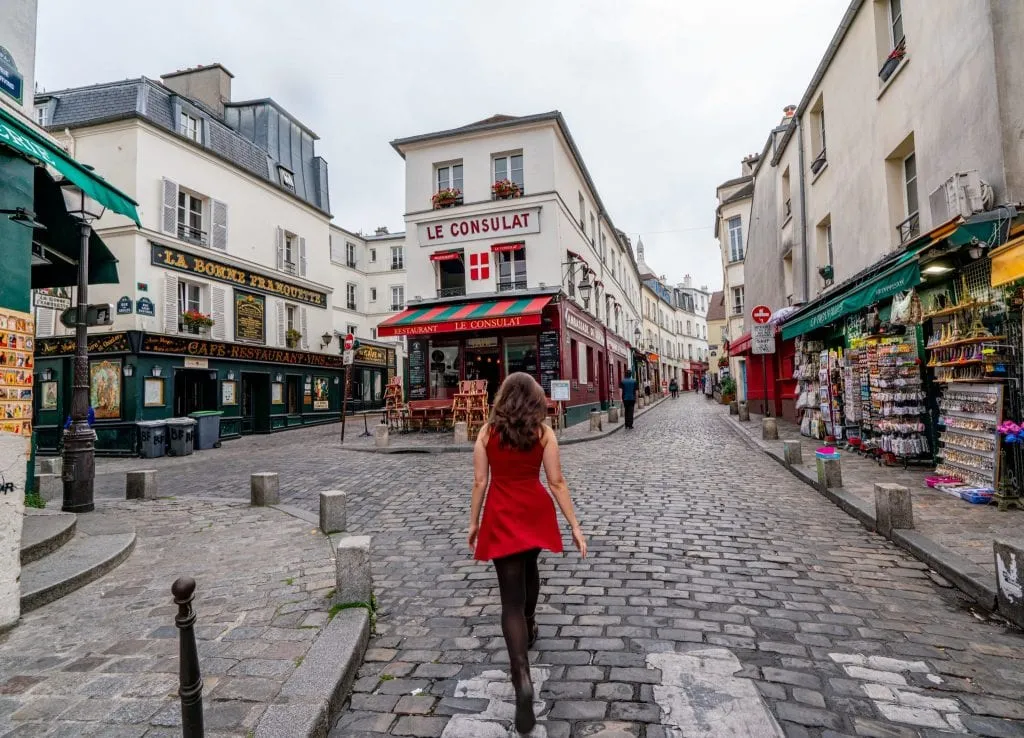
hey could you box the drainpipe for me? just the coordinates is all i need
[795,115,810,300]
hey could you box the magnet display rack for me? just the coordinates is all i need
[865,335,930,466]
[936,382,1003,490]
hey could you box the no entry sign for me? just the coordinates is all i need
[751,305,772,324]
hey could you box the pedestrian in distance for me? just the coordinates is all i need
[467,372,587,735]
[669,377,679,399]
[620,369,638,429]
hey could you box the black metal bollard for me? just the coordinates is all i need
[172,577,204,737]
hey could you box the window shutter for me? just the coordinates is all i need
[162,179,178,235]
[164,274,179,334]
[211,200,228,251]
[36,307,55,337]
[299,236,307,276]
[300,307,308,349]
[275,227,284,270]
[210,286,226,340]
[276,301,286,346]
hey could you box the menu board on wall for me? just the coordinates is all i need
[234,290,266,344]
[408,338,428,400]
[0,307,34,439]
[538,331,560,397]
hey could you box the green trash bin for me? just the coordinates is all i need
[165,417,196,456]
[189,410,224,450]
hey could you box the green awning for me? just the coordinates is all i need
[781,260,922,340]
[31,167,119,289]
[0,105,140,225]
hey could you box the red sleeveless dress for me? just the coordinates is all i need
[474,430,564,561]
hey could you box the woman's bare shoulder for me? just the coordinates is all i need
[476,423,491,444]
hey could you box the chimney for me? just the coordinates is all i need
[161,64,234,117]
[375,226,389,235]
[741,153,760,176]
[781,104,797,125]
[683,274,693,288]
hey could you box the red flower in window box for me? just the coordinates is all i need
[181,309,214,330]
[432,188,462,209]
[491,179,522,199]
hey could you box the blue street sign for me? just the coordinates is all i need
[116,296,133,314]
[136,297,155,317]
[0,47,23,105]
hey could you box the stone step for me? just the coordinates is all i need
[20,510,77,565]
[20,515,136,614]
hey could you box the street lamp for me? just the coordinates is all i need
[320,331,333,350]
[57,178,105,514]
[577,269,593,309]
[633,325,641,344]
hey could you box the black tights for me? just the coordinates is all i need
[494,548,540,687]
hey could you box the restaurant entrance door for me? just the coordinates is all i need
[241,373,270,434]
[465,344,501,400]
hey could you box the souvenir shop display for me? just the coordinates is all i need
[842,348,862,444]
[0,307,35,440]
[935,382,1004,493]
[818,349,845,441]
[794,338,825,438]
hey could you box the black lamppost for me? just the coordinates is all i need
[58,179,105,513]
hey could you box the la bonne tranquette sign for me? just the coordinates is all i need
[418,207,541,247]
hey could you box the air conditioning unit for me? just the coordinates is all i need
[928,170,994,223]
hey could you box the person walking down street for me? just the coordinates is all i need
[669,377,678,399]
[620,370,638,429]
[467,373,587,735]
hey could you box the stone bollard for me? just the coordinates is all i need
[34,472,62,503]
[729,400,739,415]
[816,456,842,491]
[608,406,620,424]
[38,457,61,475]
[589,410,603,432]
[319,490,347,535]
[762,417,779,440]
[738,402,750,422]
[374,424,389,448]
[874,483,914,537]
[782,440,803,466]
[453,421,469,445]
[335,535,373,605]
[126,470,158,500]
[250,472,280,506]
[994,540,1024,629]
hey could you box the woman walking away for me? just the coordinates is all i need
[468,373,587,734]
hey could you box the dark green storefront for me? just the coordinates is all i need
[33,331,395,455]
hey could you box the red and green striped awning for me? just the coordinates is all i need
[377,296,552,337]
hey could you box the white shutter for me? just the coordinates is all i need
[162,179,178,235]
[300,307,308,349]
[35,307,55,337]
[163,274,179,334]
[210,286,226,340]
[275,227,284,270]
[299,236,307,276]
[276,301,286,346]
[211,200,228,251]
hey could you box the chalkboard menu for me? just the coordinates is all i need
[538,331,560,397]
[234,290,265,344]
[408,339,428,400]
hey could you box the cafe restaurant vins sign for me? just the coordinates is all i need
[418,207,540,247]
[151,243,327,308]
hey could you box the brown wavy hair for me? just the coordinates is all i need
[489,372,548,451]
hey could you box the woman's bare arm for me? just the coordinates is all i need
[541,426,587,556]
[467,424,489,547]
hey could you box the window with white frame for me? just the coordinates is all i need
[278,167,295,191]
[347,324,358,336]
[35,105,48,127]
[903,152,918,220]
[391,286,404,311]
[346,283,357,310]
[589,213,596,245]
[391,246,404,270]
[369,248,377,263]
[285,304,298,345]
[728,217,743,261]
[283,232,298,273]
[578,193,585,228]
[179,112,201,143]
[493,153,524,191]
[731,286,745,315]
[370,287,377,302]
[346,241,357,268]
[178,281,203,333]
[177,190,205,245]
[436,163,463,193]
[888,0,904,47]
[497,247,527,290]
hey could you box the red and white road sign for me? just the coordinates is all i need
[343,333,355,350]
[751,305,772,324]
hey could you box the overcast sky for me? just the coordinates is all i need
[36,0,848,292]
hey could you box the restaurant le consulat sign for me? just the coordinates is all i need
[417,207,541,247]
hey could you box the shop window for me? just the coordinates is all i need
[287,376,300,415]
[585,346,594,384]
[429,341,461,399]
[497,247,527,291]
[570,339,579,381]
[505,336,538,376]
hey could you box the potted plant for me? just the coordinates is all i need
[720,377,737,405]
[432,188,462,209]
[491,179,522,200]
[181,309,214,335]
[879,40,906,82]
[286,328,302,348]
[718,356,729,368]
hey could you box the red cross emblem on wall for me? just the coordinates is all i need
[470,252,490,281]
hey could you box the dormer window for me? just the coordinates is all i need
[179,112,201,143]
[279,167,295,191]
[36,105,49,127]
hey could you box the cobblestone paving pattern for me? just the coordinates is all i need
[0,499,335,737]
[91,395,1024,737]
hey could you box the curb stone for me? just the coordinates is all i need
[722,412,1000,614]
[254,607,371,738]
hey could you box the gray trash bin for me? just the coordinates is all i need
[189,410,224,450]
[166,417,196,456]
[137,420,167,458]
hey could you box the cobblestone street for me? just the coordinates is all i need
[88,394,1024,737]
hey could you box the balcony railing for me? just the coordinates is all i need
[177,223,208,246]
[391,260,404,270]
[810,149,827,175]
[497,280,528,292]
[438,286,466,298]
[282,260,297,275]
[732,305,744,316]
[897,212,920,244]
[390,304,404,312]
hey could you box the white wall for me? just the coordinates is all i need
[0,0,37,119]
[0,434,26,631]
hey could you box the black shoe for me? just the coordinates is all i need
[514,678,536,734]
